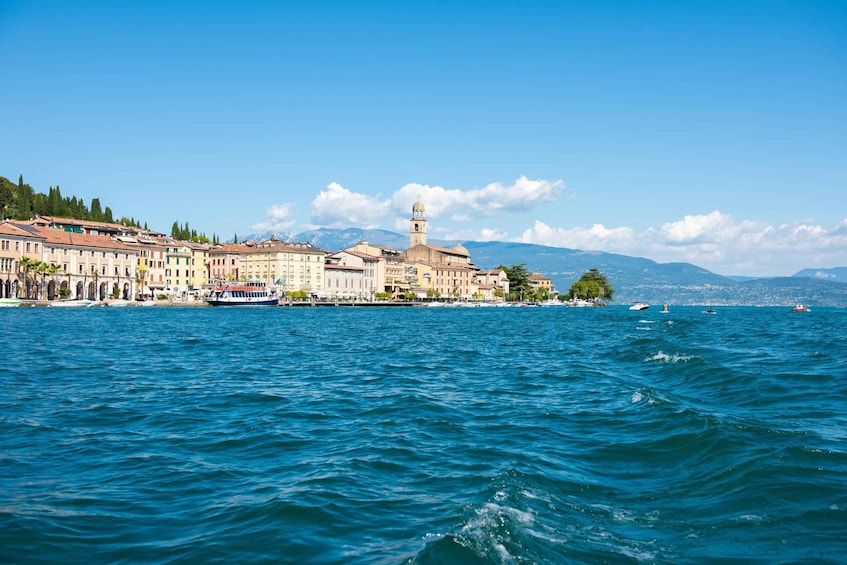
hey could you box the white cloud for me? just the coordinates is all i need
[517,212,847,276]
[443,227,510,242]
[251,203,296,233]
[391,176,563,220]
[310,182,392,229]
[518,221,640,254]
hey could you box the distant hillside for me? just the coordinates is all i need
[793,267,847,284]
[240,227,847,307]
[243,228,410,251]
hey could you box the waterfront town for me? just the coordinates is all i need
[0,201,557,305]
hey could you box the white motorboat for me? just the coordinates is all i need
[0,298,21,307]
[629,302,649,311]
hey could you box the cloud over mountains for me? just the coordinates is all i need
[251,177,846,277]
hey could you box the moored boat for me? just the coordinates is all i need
[0,297,21,307]
[49,299,97,308]
[206,281,279,306]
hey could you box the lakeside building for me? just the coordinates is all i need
[36,225,140,300]
[323,258,366,299]
[327,250,380,299]
[208,243,249,282]
[476,269,510,297]
[165,240,211,296]
[528,272,554,297]
[348,242,405,298]
[0,220,45,299]
[237,239,326,295]
[0,219,141,300]
[401,200,502,300]
[1,201,510,304]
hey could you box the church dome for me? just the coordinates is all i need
[453,243,469,255]
[412,200,425,214]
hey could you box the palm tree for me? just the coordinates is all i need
[17,256,36,298]
[33,260,49,300]
[46,263,62,300]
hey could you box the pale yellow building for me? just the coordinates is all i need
[30,224,140,300]
[0,220,45,298]
[239,239,326,294]
[529,272,554,297]
[185,241,212,290]
[165,240,211,293]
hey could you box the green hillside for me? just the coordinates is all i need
[0,175,142,227]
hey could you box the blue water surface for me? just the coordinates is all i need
[1,305,845,564]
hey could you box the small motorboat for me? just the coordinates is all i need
[702,307,716,314]
[0,297,21,307]
[629,302,649,311]
[791,304,809,312]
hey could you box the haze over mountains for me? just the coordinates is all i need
[242,228,847,307]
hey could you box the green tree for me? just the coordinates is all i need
[567,268,614,302]
[499,263,531,301]
[90,198,103,222]
[14,180,34,220]
[0,178,14,218]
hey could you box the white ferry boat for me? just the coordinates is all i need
[206,281,279,307]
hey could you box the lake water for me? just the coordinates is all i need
[1,305,845,564]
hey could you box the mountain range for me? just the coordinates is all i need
[240,228,847,307]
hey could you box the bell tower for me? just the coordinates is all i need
[410,200,427,248]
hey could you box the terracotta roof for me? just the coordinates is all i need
[333,250,379,261]
[28,215,166,236]
[413,243,471,257]
[28,225,138,251]
[0,220,44,238]
[210,243,253,254]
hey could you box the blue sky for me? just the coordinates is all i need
[2,1,845,276]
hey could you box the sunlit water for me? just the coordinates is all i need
[1,306,845,564]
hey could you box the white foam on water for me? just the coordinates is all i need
[736,514,765,523]
[646,351,694,363]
